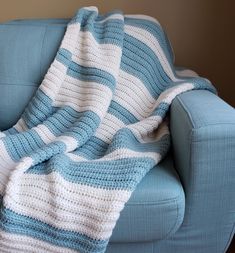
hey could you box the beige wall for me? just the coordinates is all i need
[1,0,234,106]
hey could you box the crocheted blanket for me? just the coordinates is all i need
[0,7,215,253]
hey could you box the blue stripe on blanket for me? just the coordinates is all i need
[25,133,169,190]
[3,107,100,163]
[42,107,83,135]
[26,156,156,190]
[0,208,108,253]
[21,111,100,164]
[80,24,124,45]
[71,136,109,159]
[107,128,170,154]
[57,49,117,91]
[64,125,169,161]
[43,109,101,139]
[124,17,174,64]
[108,101,138,124]
[2,130,46,161]
[63,112,101,144]
[28,141,67,164]
[124,33,171,84]
[190,77,216,92]
[22,89,53,129]
[3,127,19,136]
[121,35,171,97]
[152,102,170,117]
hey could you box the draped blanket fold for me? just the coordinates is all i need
[0,6,215,253]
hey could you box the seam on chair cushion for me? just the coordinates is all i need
[127,194,183,206]
[0,82,39,87]
[162,198,179,240]
[175,95,196,128]
[0,23,67,28]
[115,197,183,243]
[40,26,47,78]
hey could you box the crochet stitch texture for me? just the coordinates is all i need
[0,6,215,253]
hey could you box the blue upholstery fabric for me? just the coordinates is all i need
[0,19,234,252]
[111,156,185,242]
[166,91,235,253]
[0,20,66,130]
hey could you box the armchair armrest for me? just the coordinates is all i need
[170,90,235,252]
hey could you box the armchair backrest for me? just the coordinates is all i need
[0,19,67,130]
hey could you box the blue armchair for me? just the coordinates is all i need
[0,19,234,253]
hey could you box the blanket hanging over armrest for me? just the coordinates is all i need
[0,6,216,253]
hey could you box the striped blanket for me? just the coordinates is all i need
[0,6,215,253]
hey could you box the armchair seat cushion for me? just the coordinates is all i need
[110,155,185,243]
